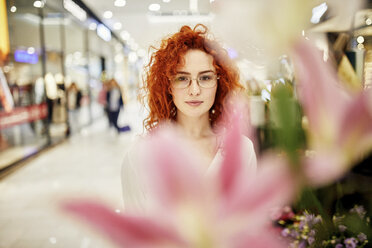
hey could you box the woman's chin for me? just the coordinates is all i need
[182,110,209,119]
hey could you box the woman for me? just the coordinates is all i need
[106,79,124,133]
[66,82,82,134]
[122,24,257,212]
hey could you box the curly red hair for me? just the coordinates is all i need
[142,24,242,131]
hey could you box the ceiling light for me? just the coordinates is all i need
[120,30,130,40]
[63,0,87,22]
[127,38,134,46]
[113,22,122,30]
[311,2,327,24]
[163,0,171,2]
[148,4,160,12]
[27,47,35,54]
[33,1,44,8]
[210,0,215,2]
[366,18,372,26]
[357,43,364,50]
[114,0,126,7]
[10,6,17,12]
[357,36,364,44]
[128,52,138,63]
[103,11,113,19]
[89,22,97,30]
[97,24,111,41]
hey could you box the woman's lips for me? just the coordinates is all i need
[185,100,203,106]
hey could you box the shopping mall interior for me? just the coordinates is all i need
[0,0,372,247]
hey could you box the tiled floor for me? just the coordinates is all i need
[0,100,146,248]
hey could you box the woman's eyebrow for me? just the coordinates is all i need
[198,70,215,74]
[176,70,215,75]
[175,71,191,75]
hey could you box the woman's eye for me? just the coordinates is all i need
[199,75,211,81]
[176,76,189,82]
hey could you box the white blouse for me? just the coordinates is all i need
[121,135,257,213]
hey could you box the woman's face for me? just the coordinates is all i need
[170,49,218,120]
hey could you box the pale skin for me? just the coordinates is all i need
[171,49,219,166]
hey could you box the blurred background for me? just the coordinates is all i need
[0,0,371,247]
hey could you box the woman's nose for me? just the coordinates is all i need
[188,79,201,96]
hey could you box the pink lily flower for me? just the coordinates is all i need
[62,109,295,248]
[292,40,372,186]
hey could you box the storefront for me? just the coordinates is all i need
[0,0,130,170]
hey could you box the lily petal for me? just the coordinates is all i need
[218,109,243,200]
[233,227,289,248]
[217,95,257,200]
[62,200,187,248]
[224,154,295,222]
[141,127,206,208]
[338,89,372,160]
[304,150,348,186]
[292,39,351,144]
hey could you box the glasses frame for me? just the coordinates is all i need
[170,73,220,89]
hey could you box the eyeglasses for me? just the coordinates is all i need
[171,72,219,89]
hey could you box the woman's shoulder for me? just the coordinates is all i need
[122,134,146,161]
[121,133,156,213]
[240,135,257,171]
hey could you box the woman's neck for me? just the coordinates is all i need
[176,112,213,139]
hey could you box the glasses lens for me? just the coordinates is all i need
[171,73,218,88]
[198,73,217,88]
[172,75,191,88]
